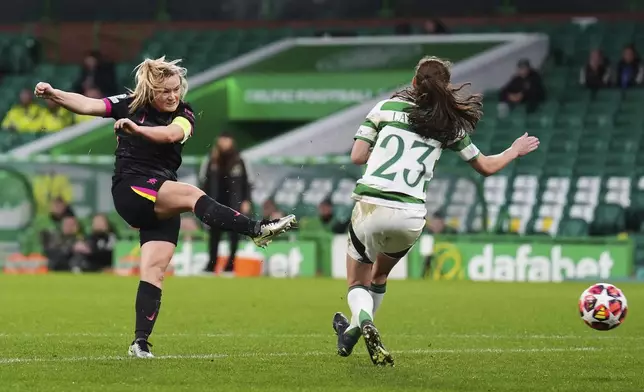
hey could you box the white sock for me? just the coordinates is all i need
[369,282,387,315]
[346,286,374,332]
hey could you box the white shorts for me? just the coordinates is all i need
[347,201,426,264]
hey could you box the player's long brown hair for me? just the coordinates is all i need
[392,56,483,144]
[129,56,188,113]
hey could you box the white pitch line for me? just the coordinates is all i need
[0,347,599,365]
[0,332,640,340]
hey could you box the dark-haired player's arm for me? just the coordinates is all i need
[469,150,518,177]
[34,82,106,116]
[466,133,539,177]
[351,105,381,164]
[351,140,371,165]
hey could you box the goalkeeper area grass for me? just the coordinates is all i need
[0,274,642,391]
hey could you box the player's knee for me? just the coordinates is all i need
[160,181,205,210]
[140,263,167,285]
[188,188,207,210]
[187,185,205,199]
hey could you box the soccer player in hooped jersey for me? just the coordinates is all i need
[332,56,540,366]
[34,56,296,358]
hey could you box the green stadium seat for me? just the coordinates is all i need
[477,117,498,131]
[17,133,41,145]
[606,153,636,169]
[590,203,626,235]
[588,101,619,115]
[545,77,567,94]
[604,166,629,177]
[555,113,585,128]
[548,139,578,154]
[0,132,15,151]
[574,164,605,177]
[116,62,136,87]
[472,129,494,144]
[140,42,165,59]
[618,100,641,113]
[560,101,587,114]
[549,153,576,168]
[611,129,640,145]
[514,164,543,177]
[557,218,589,237]
[272,177,308,215]
[578,139,608,154]
[585,113,614,128]
[542,163,573,178]
[615,114,644,129]
[623,89,644,101]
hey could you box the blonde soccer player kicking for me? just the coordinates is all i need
[35,57,296,358]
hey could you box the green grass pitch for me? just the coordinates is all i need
[0,275,642,391]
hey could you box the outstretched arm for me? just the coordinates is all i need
[34,82,106,116]
[114,108,194,145]
[468,132,540,177]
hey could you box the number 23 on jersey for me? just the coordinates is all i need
[363,129,442,198]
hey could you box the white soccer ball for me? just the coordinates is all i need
[579,283,628,331]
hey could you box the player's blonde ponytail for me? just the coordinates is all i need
[129,56,188,113]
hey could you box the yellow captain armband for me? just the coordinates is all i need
[172,116,193,144]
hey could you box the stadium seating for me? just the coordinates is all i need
[432,21,644,240]
[4,21,644,243]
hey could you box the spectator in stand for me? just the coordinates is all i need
[41,215,85,271]
[1,88,42,132]
[498,59,545,115]
[73,51,117,97]
[580,49,611,94]
[85,213,118,271]
[72,213,119,272]
[262,199,284,221]
[49,197,75,227]
[74,88,103,123]
[615,44,644,89]
[299,198,349,234]
[201,132,251,273]
[39,99,73,132]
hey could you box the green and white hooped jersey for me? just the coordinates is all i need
[352,98,480,211]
